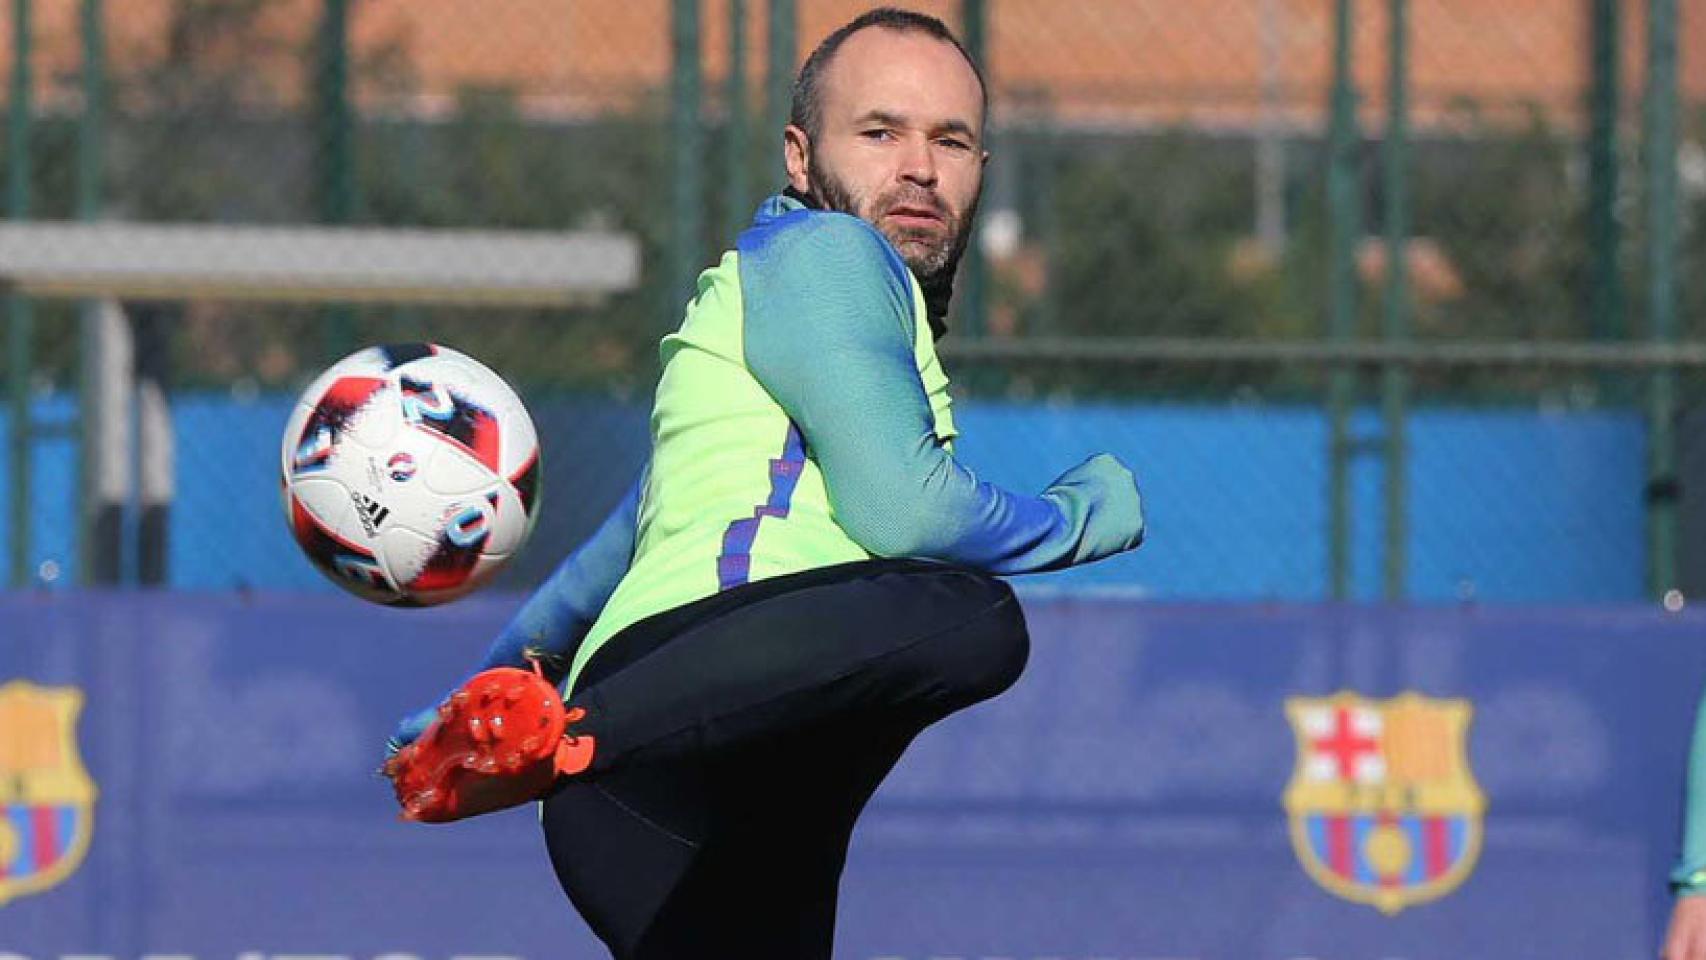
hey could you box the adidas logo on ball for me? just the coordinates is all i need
[352,491,391,537]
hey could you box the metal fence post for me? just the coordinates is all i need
[670,0,704,329]
[7,0,32,588]
[1382,0,1411,601]
[1644,0,1680,599]
[1033,118,1060,337]
[766,0,795,180]
[1256,0,1286,254]
[1326,0,1361,601]
[77,0,102,224]
[1589,0,1623,346]
[318,0,355,357]
[77,0,109,587]
[725,0,751,243]
[960,0,987,339]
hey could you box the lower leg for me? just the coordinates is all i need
[628,723,919,960]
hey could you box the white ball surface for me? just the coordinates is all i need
[280,343,541,606]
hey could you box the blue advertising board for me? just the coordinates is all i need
[0,593,1701,960]
[0,396,1649,603]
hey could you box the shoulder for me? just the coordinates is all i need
[738,208,911,297]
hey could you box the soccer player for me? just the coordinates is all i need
[385,8,1145,958]
[1666,691,1706,959]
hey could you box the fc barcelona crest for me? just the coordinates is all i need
[1283,692,1484,914]
[0,681,97,906]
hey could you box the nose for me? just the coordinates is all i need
[897,133,938,188]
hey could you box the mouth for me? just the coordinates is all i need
[883,203,946,227]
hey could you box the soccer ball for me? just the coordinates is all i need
[280,343,541,606]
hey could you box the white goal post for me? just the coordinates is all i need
[1,219,641,585]
[0,221,640,306]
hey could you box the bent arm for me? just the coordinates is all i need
[740,212,1142,575]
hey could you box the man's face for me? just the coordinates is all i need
[785,28,988,286]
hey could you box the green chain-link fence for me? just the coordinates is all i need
[2,0,1701,603]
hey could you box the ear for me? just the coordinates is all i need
[784,124,812,195]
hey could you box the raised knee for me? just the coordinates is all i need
[938,578,1030,705]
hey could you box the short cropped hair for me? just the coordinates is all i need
[788,7,988,140]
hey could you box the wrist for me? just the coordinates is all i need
[1671,864,1706,895]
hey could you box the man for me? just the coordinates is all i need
[385,9,1145,959]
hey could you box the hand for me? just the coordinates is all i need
[1665,896,1706,960]
[1046,453,1145,557]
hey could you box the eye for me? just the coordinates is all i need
[935,136,972,152]
[861,128,897,142]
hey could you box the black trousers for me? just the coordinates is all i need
[541,558,1030,960]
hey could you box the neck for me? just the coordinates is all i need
[918,267,953,341]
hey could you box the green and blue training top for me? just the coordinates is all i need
[485,193,1145,695]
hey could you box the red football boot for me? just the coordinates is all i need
[383,662,596,823]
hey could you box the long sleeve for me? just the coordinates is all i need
[739,209,1143,575]
[479,467,644,673]
[1673,688,1706,894]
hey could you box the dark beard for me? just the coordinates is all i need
[805,164,974,296]
[806,164,975,339]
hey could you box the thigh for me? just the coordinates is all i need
[570,560,1029,771]
[573,559,1004,691]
